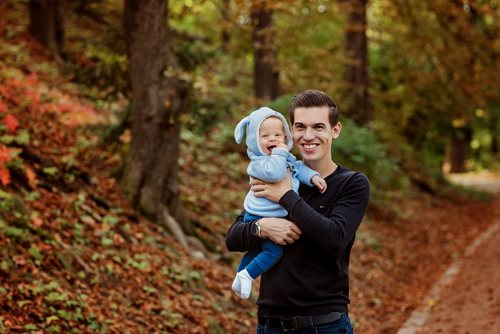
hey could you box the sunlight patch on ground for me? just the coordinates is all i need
[446,171,500,194]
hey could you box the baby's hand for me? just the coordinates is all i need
[311,175,327,193]
[276,143,289,150]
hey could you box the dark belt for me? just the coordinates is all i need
[258,312,344,331]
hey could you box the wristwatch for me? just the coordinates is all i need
[252,220,262,238]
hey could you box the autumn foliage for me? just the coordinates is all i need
[0,41,254,333]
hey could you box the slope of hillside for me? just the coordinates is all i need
[0,7,253,333]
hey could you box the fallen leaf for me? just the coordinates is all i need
[3,114,19,132]
[0,167,10,185]
[25,166,38,188]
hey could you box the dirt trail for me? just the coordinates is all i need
[414,222,500,333]
[447,171,500,194]
[397,172,500,334]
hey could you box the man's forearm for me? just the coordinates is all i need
[278,176,370,256]
[225,212,264,252]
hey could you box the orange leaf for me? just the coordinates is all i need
[0,167,11,185]
[25,166,38,188]
[0,145,11,164]
[0,145,19,164]
[3,114,19,132]
[32,217,43,228]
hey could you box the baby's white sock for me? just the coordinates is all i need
[232,269,254,299]
[231,273,242,295]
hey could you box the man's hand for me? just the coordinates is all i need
[250,170,292,202]
[311,175,327,193]
[259,217,301,245]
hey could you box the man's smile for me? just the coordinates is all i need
[301,144,319,151]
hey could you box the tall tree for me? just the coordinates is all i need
[221,0,231,51]
[448,124,472,173]
[29,0,64,54]
[251,0,279,101]
[123,0,190,246]
[342,0,372,125]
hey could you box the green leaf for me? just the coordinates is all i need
[48,324,62,333]
[101,237,113,246]
[25,191,41,202]
[28,247,43,261]
[0,135,14,144]
[103,215,119,225]
[142,286,158,294]
[0,260,10,271]
[15,130,30,144]
[45,291,68,303]
[42,167,59,176]
[45,315,59,324]
[18,300,30,307]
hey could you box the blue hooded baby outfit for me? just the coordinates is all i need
[234,107,319,279]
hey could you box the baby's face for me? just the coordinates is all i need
[259,117,287,155]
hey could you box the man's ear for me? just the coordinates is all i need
[332,122,342,139]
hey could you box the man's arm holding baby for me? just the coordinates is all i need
[244,172,302,246]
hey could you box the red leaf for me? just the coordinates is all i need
[0,167,11,185]
[0,145,12,164]
[0,101,7,113]
[3,114,19,132]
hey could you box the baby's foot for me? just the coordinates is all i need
[231,274,242,296]
[235,269,253,299]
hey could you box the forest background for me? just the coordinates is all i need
[0,0,498,333]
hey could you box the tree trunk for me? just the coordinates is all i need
[489,105,499,156]
[251,0,279,101]
[343,0,372,125]
[448,126,472,173]
[123,0,189,232]
[221,0,231,51]
[491,124,499,155]
[29,0,64,54]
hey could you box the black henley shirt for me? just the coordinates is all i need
[226,164,370,317]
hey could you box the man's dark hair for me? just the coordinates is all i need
[289,89,339,126]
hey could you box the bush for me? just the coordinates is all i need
[267,94,295,116]
[334,119,410,203]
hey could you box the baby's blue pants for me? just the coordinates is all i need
[237,213,284,279]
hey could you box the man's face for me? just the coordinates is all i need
[292,106,341,164]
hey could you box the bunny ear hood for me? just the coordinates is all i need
[234,116,250,144]
[234,107,293,156]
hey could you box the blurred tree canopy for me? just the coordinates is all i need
[24,0,499,210]
[166,0,498,170]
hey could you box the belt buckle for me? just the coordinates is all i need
[281,317,298,331]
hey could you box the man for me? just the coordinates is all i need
[226,89,370,333]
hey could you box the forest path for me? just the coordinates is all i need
[396,172,500,334]
[447,171,500,194]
